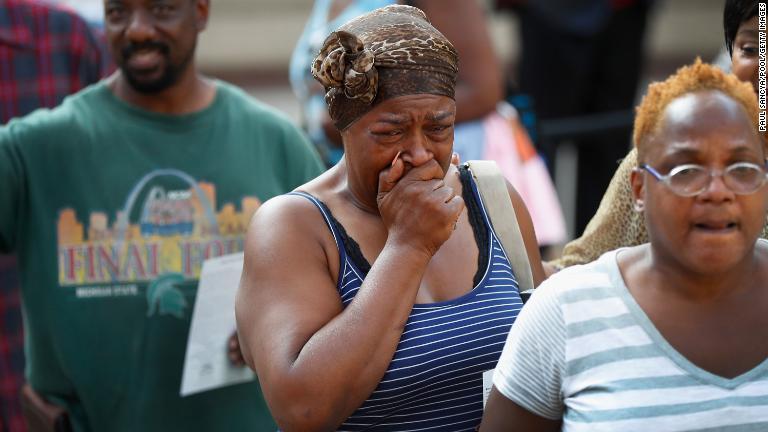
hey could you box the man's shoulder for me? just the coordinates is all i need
[2,83,104,140]
[53,82,107,114]
[214,81,299,130]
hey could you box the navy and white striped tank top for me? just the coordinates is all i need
[290,167,524,431]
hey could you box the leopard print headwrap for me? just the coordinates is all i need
[311,5,459,130]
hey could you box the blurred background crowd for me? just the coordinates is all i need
[0,0,742,431]
[179,0,722,239]
[0,0,728,247]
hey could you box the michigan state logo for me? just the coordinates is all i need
[146,272,188,318]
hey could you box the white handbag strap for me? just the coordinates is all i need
[465,160,534,292]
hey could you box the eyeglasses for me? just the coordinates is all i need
[639,162,768,197]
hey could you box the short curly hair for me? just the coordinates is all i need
[633,58,760,160]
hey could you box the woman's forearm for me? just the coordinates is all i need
[273,241,431,431]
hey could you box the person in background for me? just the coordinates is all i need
[43,0,115,74]
[498,0,652,237]
[548,0,765,272]
[0,0,107,122]
[0,1,109,430]
[482,59,768,431]
[43,0,106,27]
[237,6,544,431]
[0,0,323,430]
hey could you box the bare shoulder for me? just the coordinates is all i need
[244,192,339,276]
[248,193,326,241]
[248,166,339,236]
[237,191,345,370]
[500,177,532,225]
[502,179,523,206]
[238,190,343,317]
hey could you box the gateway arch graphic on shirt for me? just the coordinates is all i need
[57,168,261,317]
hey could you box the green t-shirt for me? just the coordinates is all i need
[0,81,324,431]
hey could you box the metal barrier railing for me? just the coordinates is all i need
[536,109,635,240]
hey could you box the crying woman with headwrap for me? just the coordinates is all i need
[235,6,544,431]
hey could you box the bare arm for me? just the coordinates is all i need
[411,0,503,123]
[480,388,562,432]
[236,161,463,431]
[236,197,429,431]
[506,181,546,286]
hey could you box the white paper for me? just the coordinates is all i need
[482,369,495,408]
[180,252,255,396]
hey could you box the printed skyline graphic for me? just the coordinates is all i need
[57,169,261,286]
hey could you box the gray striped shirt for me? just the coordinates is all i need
[493,247,768,431]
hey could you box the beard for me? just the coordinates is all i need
[118,41,195,94]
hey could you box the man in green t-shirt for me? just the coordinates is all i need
[0,1,324,430]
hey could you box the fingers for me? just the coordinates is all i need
[433,183,455,203]
[451,152,461,166]
[407,159,445,182]
[227,332,245,367]
[378,155,406,195]
[379,156,444,195]
[432,185,464,228]
[228,350,245,367]
[391,150,402,168]
[446,194,465,217]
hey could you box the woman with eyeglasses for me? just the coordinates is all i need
[547,0,766,273]
[479,60,768,431]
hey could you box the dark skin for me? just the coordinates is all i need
[103,0,215,114]
[481,394,562,432]
[731,15,759,93]
[321,0,503,145]
[480,91,768,431]
[101,0,243,364]
[625,90,768,378]
[236,94,544,431]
